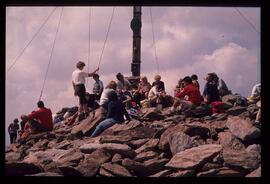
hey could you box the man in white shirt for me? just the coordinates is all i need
[72,61,99,120]
[116,72,131,92]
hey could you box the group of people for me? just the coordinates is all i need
[8,60,261,144]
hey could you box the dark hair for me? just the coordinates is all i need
[207,73,219,82]
[108,91,118,101]
[93,73,99,78]
[37,101,44,108]
[14,118,19,123]
[191,74,198,80]
[116,73,123,80]
[76,61,85,68]
[183,76,192,84]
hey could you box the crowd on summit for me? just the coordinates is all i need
[8,61,261,144]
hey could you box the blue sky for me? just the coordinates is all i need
[5,6,260,145]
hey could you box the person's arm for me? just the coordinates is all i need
[99,81,104,95]
[88,68,99,77]
[121,103,131,121]
[175,87,188,99]
[72,81,77,96]
[27,110,39,120]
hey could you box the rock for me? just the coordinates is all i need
[71,108,105,136]
[134,151,158,162]
[215,167,244,177]
[33,139,49,149]
[80,143,136,158]
[99,167,114,177]
[222,148,260,171]
[27,172,63,176]
[112,153,122,164]
[135,138,159,154]
[149,121,172,129]
[246,166,261,177]
[168,170,195,177]
[218,131,245,151]
[226,116,260,142]
[26,132,48,142]
[100,120,142,136]
[122,158,149,176]
[183,121,210,139]
[5,152,21,162]
[226,106,247,116]
[212,113,228,121]
[168,132,197,155]
[84,149,111,164]
[101,163,133,177]
[196,168,219,177]
[149,169,173,177]
[127,138,150,149]
[200,162,223,172]
[222,94,238,105]
[143,158,169,174]
[165,144,222,170]
[54,140,72,150]
[209,120,227,132]
[76,159,99,176]
[142,108,166,121]
[246,144,261,154]
[6,162,43,176]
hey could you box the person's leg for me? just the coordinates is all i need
[255,108,261,123]
[9,134,14,144]
[91,118,117,137]
[29,120,50,132]
[171,98,181,112]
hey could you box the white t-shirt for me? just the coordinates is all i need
[72,69,88,85]
[148,86,159,100]
[117,79,131,91]
[99,88,114,105]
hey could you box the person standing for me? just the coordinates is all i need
[72,61,99,120]
[203,73,221,104]
[92,73,104,100]
[8,118,20,144]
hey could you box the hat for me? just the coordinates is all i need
[76,61,85,68]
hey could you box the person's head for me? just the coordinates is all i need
[76,61,85,70]
[37,101,44,108]
[205,73,218,82]
[182,76,192,86]
[106,81,117,90]
[116,73,124,81]
[140,76,148,84]
[191,74,198,81]
[93,73,99,81]
[108,91,118,101]
[154,75,161,82]
[13,118,19,124]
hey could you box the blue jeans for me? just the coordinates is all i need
[90,118,117,137]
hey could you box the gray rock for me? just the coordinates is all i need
[226,116,260,142]
[80,143,136,158]
[122,158,149,176]
[165,144,222,169]
[226,106,247,116]
[5,152,21,162]
[149,169,173,177]
[101,163,133,177]
[168,132,197,155]
[142,108,166,121]
[168,170,195,177]
[143,158,169,174]
[111,153,123,164]
[127,138,150,149]
[6,162,43,176]
[76,159,99,176]
[83,149,111,164]
[200,162,223,172]
[135,138,159,154]
[218,131,245,151]
[134,151,158,162]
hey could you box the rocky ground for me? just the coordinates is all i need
[5,94,261,177]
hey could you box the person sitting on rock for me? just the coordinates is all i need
[152,74,165,91]
[148,81,167,108]
[116,72,131,92]
[8,118,20,144]
[191,74,200,90]
[99,80,117,111]
[133,76,152,105]
[21,101,53,133]
[119,83,134,109]
[247,83,261,103]
[170,76,202,114]
[90,91,131,137]
[218,78,231,97]
[203,73,221,104]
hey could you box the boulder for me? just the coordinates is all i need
[222,148,260,171]
[168,132,197,155]
[143,158,169,174]
[167,170,195,177]
[54,140,72,150]
[58,166,81,176]
[6,162,43,176]
[83,149,111,164]
[218,131,245,151]
[99,167,114,177]
[5,152,21,162]
[135,138,159,154]
[200,162,223,172]
[122,158,149,176]
[226,106,247,116]
[80,143,136,158]
[149,169,173,177]
[111,153,123,164]
[142,108,166,121]
[209,120,227,132]
[165,144,222,170]
[101,163,133,177]
[127,138,150,149]
[246,166,261,177]
[196,167,244,177]
[76,159,100,176]
[33,139,49,149]
[134,151,158,162]
[183,121,210,138]
[222,94,238,105]
[226,116,260,142]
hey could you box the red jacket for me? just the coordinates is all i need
[27,107,53,130]
[175,84,202,105]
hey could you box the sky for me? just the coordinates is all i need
[5,6,260,146]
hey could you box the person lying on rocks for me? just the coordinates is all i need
[21,101,53,134]
[72,61,99,121]
[133,76,152,105]
[169,76,202,114]
[191,74,200,90]
[90,91,131,137]
[203,73,221,104]
[116,72,131,92]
